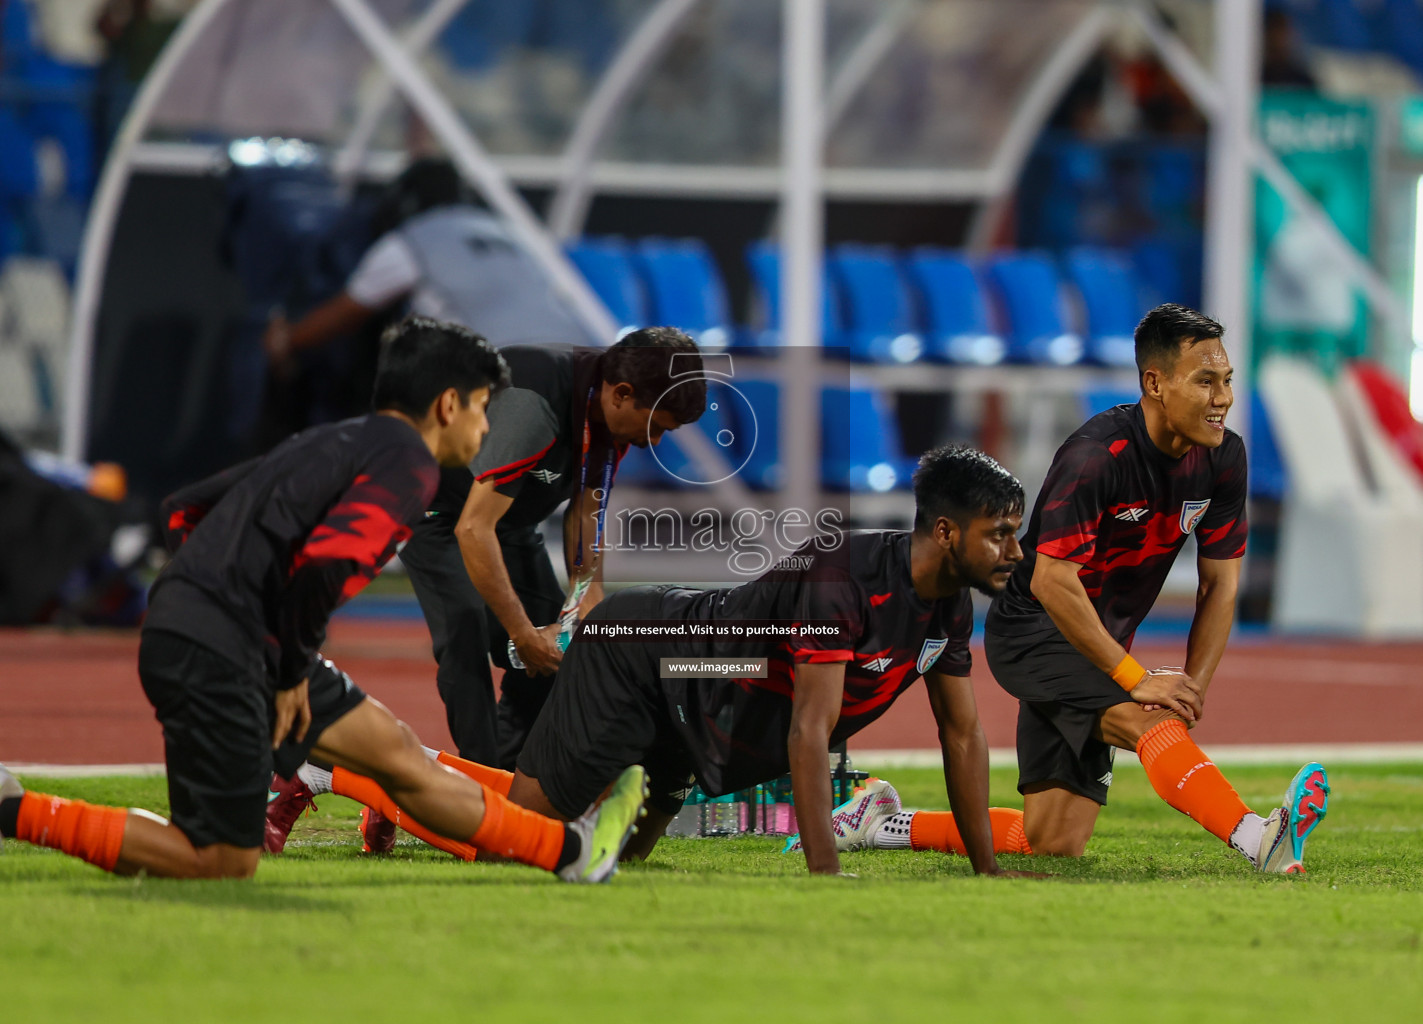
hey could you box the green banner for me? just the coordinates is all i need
[1253,92,1373,375]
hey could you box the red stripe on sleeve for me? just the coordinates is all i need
[474,438,558,484]
[792,649,854,664]
[291,499,408,574]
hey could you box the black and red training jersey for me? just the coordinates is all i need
[650,531,972,795]
[146,415,438,690]
[429,345,623,533]
[987,402,1248,646]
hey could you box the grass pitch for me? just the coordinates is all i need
[3,763,1420,1023]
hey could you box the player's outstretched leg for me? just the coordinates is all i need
[0,764,125,871]
[1131,716,1329,873]
[266,750,516,854]
[309,698,647,883]
[870,808,1033,855]
[783,779,1033,856]
[1,763,260,878]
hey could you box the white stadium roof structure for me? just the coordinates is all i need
[64,0,1407,515]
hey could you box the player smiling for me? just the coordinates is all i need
[829,304,1329,871]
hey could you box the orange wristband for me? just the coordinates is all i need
[1109,654,1147,691]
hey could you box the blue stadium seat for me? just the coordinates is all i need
[1131,236,1202,309]
[983,251,1083,365]
[631,237,733,351]
[722,377,781,490]
[825,244,923,364]
[741,241,844,353]
[0,108,38,200]
[1142,146,1204,238]
[902,248,1004,365]
[566,237,648,335]
[18,53,97,199]
[1064,247,1142,367]
[1249,390,1288,501]
[822,387,914,492]
[439,0,540,70]
[1,0,35,65]
[1375,0,1423,77]
[1302,0,1374,51]
[1081,387,1139,420]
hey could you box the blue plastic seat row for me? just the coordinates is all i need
[569,236,1163,368]
[1287,0,1423,78]
[1,0,97,203]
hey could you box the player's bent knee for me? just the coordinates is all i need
[191,844,261,879]
[1098,703,1183,749]
[1029,834,1089,858]
[370,723,437,793]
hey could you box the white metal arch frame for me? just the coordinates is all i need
[331,0,470,187]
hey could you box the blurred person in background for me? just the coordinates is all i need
[1260,6,1317,90]
[260,158,593,372]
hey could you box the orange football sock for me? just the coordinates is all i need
[468,784,568,871]
[15,792,128,872]
[1136,719,1251,843]
[908,807,1033,855]
[435,751,514,796]
[331,766,480,861]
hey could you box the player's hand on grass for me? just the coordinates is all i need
[803,848,843,875]
[512,623,564,676]
[272,678,312,749]
[1131,669,1201,722]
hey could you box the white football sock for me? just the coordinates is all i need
[873,810,916,849]
[1229,812,1267,866]
[296,761,333,796]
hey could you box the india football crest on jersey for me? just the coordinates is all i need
[1180,499,1210,535]
[917,637,948,675]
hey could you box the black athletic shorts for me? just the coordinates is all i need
[984,624,1135,805]
[138,629,366,848]
[516,586,696,820]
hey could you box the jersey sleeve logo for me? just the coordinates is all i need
[1180,499,1211,534]
[916,637,948,675]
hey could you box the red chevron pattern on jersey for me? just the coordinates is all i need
[145,415,438,691]
[991,403,1248,644]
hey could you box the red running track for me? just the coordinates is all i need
[2,622,1421,765]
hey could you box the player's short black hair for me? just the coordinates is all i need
[1135,303,1224,389]
[372,315,510,418]
[600,326,706,423]
[912,444,1024,534]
